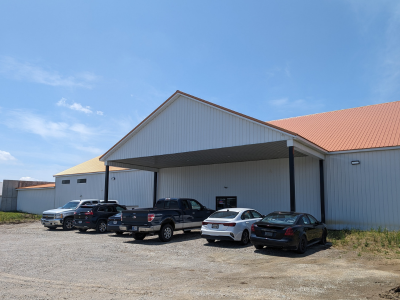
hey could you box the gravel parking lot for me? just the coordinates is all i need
[1,222,399,300]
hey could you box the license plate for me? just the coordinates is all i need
[132,226,137,231]
[265,232,273,237]
[212,224,219,229]
[113,221,117,225]
[78,221,82,224]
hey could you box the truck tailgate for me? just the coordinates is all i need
[121,210,150,225]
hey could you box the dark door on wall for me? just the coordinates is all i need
[216,197,237,210]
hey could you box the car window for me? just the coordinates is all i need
[98,207,105,212]
[116,206,125,212]
[209,211,239,219]
[170,200,179,209]
[92,201,99,204]
[262,213,298,225]
[250,211,262,218]
[308,215,318,224]
[155,200,164,208]
[241,211,252,220]
[181,200,190,210]
[300,216,310,225]
[107,207,114,212]
[189,200,201,210]
[164,200,171,209]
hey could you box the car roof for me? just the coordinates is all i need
[270,211,306,215]
[215,208,255,212]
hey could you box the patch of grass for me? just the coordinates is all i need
[0,212,41,224]
[328,228,400,258]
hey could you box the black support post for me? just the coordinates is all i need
[319,160,326,223]
[104,165,109,203]
[288,146,296,212]
[153,172,158,207]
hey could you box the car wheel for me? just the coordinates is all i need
[297,236,307,254]
[96,220,107,233]
[62,218,74,231]
[206,239,215,243]
[115,231,124,235]
[254,244,264,250]
[133,233,146,240]
[183,230,191,234]
[47,226,57,230]
[78,228,87,232]
[240,230,250,245]
[320,230,327,245]
[159,224,174,242]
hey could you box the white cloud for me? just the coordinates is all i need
[268,97,324,115]
[3,110,98,140]
[0,57,97,88]
[0,150,16,161]
[74,145,103,155]
[56,98,104,116]
[19,176,40,181]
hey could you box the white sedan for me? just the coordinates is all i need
[201,208,264,245]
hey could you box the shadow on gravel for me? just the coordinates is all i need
[203,240,254,249]
[124,231,203,245]
[253,243,332,258]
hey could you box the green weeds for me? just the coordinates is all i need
[0,212,41,224]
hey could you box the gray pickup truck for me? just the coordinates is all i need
[41,199,117,230]
[120,198,214,242]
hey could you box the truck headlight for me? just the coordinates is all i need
[55,213,63,219]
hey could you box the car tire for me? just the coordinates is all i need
[206,239,215,243]
[240,230,250,245]
[47,226,57,230]
[297,236,307,254]
[96,220,107,233]
[183,230,191,234]
[254,244,264,250]
[133,233,146,240]
[320,230,327,245]
[62,218,74,231]
[78,228,87,232]
[115,231,124,235]
[159,224,174,242]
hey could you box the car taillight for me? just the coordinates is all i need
[224,223,236,227]
[74,212,76,215]
[202,221,209,225]
[251,224,257,232]
[285,227,294,236]
[148,213,155,222]
[84,211,93,215]
[121,213,123,221]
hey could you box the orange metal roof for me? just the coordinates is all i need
[55,156,127,176]
[268,101,400,152]
[18,183,55,189]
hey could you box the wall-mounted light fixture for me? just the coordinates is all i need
[351,160,360,165]
[111,177,116,180]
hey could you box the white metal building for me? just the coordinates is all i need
[17,184,56,215]
[98,91,400,230]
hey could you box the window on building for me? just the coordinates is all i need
[77,179,87,184]
[62,180,70,184]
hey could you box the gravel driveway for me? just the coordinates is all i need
[0,222,399,299]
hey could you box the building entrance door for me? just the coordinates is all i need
[216,196,237,210]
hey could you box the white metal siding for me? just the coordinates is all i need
[55,170,153,208]
[325,149,400,230]
[107,96,291,161]
[17,188,55,215]
[158,157,321,219]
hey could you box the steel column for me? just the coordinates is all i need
[104,165,109,203]
[288,146,296,212]
[319,160,326,223]
[153,172,158,207]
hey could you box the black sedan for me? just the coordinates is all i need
[107,213,125,235]
[250,211,327,254]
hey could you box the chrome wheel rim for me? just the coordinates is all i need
[164,227,172,239]
[100,222,107,232]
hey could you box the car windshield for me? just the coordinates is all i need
[262,213,298,225]
[209,211,239,219]
[61,201,80,210]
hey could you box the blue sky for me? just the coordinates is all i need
[1,0,399,182]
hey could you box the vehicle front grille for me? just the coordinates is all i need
[43,214,55,219]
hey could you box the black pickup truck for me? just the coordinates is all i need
[119,198,214,242]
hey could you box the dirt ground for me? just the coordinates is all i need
[0,222,400,300]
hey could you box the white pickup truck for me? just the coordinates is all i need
[41,199,117,230]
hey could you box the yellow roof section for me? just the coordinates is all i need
[54,156,127,176]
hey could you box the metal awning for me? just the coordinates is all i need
[106,141,306,172]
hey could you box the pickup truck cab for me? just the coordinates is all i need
[120,198,214,242]
[41,199,118,230]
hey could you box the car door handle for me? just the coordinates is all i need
[245,222,249,224]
